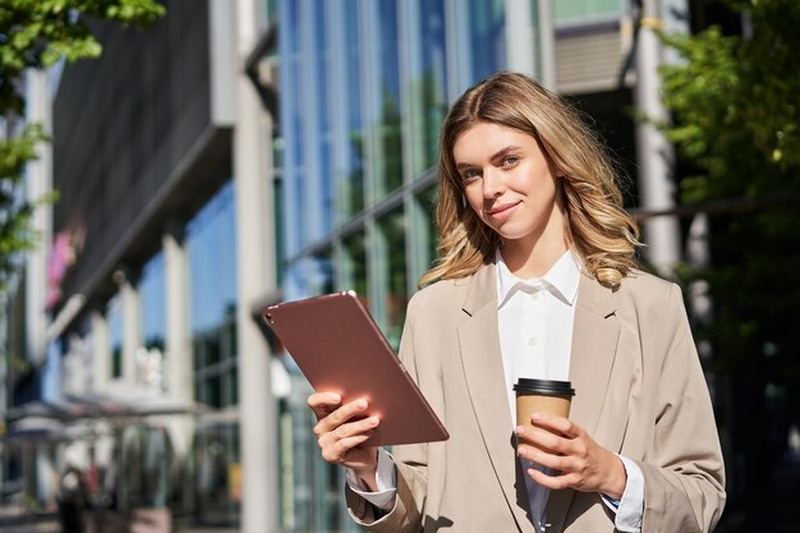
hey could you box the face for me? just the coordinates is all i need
[453,121,566,255]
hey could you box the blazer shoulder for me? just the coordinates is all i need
[611,270,689,322]
[618,269,680,300]
[410,277,467,310]
[409,266,488,315]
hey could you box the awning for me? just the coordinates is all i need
[2,381,209,443]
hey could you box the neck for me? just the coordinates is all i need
[501,200,569,278]
[501,238,568,278]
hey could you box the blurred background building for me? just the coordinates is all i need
[2,1,795,532]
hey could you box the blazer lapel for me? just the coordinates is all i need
[546,274,621,532]
[458,264,534,531]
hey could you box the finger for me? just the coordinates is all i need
[515,425,565,454]
[319,416,380,448]
[308,392,342,420]
[313,398,370,436]
[526,466,574,491]
[319,418,378,465]
[321,433,375,465]
[529,412,580,439]
[519,444,580,477]
[517,444,561,468]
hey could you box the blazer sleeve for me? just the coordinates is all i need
[637,283,726,532]
[345,292,429,532]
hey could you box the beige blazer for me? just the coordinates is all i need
[347,264,726,532]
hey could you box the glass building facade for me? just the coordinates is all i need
[274,1,509,529]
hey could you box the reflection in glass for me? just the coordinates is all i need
[310,250,335,296]
[187,181,237,335]
[278,0,305,259]
[342,0,365,216]
[469,0,506,82]
[412,0,448,171]
[375,0,404,198]
[314,3,334,236]
[187,181,239,421]
[378,209,408,348]
[139,252,166,354]
[342,232,368,298]
[417,185,439,276]
[108,295,123,378]
[273,137,285,286]
[118,426,173,511]
[193,315,237,410]
[189,422,241,526]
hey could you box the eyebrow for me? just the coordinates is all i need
[455,145,522,169]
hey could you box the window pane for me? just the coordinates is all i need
[228,367,238,406]
[188,181,238,334]
[342,232,368,298]
[416,185,439,276]
[314,2,334,236]
[338,0,365,216]
[377,209,408,348]
[469,0,506,82]
[187,182,239,426]
[554,0,624,23]
[139,252,166,352]
[413,0,448,171]
[375,0,404,197]
[108,296,123,378]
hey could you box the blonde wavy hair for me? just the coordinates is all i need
[419,71,641,288]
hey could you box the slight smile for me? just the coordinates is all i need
[485,201,521,220]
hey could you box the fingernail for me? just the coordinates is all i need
[368,417,379,426]
[356,399,367,409]
[514,426,524,435]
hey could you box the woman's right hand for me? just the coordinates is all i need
[308,392,381,490]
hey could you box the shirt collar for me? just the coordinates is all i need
[495,249,580,308]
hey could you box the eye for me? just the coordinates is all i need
[501,155,519,167]
[460,167,481,182]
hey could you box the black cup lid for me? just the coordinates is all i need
[513,378,575,397]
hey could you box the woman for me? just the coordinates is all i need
[309,72,725,532]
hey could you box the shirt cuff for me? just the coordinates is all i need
[599,455,644,533]
[345,448,397,511]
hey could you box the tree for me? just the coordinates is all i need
[658,1,800,529]
[0,0,165,290]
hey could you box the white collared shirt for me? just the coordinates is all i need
[496,249,642,532]
[495,249,580,421]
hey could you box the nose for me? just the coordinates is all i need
[482,168,505,198]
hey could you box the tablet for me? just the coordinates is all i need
[262,291,449,446]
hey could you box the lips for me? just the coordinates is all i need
[485,201,521,218]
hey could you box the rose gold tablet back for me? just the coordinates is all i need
[263,291,448,446]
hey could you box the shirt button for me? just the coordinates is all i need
[528,337,538,347]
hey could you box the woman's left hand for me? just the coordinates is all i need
[515,412,627,500]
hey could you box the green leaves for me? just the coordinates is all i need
[0,0,164,290]
[659,0,800,379]
[660,0,800,202]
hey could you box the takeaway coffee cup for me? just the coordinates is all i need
[514,378,575,430]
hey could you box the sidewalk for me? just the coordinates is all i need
[0,503,59,533]
[0,504,238,533]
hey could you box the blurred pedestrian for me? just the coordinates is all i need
[57,465,86,533]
